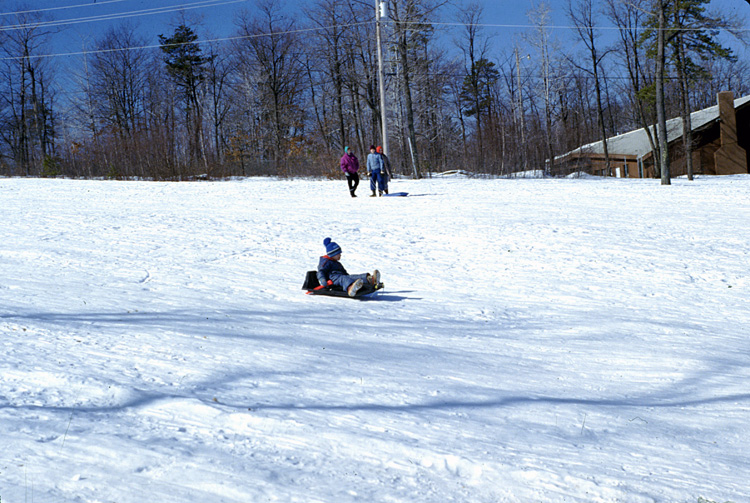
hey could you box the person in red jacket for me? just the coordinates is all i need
[376,145,391,195]
[340,146,360,197]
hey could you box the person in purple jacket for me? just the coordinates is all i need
[340,146,360,197]
[317,238,380,297]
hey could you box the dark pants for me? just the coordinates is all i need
[370,170,386,193]
[346,172,360,196]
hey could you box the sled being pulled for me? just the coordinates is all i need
[302,271,383,298]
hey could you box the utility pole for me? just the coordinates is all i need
[375,0,388,155]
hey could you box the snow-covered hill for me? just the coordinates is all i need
[2,175,748,502]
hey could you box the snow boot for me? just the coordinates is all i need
[368,270,380,286]
[347,278,364,297]
[370,191,377,197]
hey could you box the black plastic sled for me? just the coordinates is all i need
[302,271,383,298]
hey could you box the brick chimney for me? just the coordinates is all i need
[714,91,748,175]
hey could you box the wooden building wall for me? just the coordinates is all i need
[555,95,750,179]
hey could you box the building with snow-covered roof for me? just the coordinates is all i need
[554,91,750,178]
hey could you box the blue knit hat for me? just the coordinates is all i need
[324,237,341,256]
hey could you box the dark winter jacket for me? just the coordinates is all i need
[380,153,391,178]
[340,153,360,174]
[317,256,349,286]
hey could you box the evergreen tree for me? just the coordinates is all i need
[460,57,500,166]
[159,25,213,167]
[641,0,735,182]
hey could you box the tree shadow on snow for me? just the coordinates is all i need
[239,392,750,414]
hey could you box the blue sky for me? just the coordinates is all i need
[3,0,747,64]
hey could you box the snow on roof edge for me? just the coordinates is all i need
[560,94,750,160]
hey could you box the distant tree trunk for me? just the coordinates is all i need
[304,58,330,154]
[332,15,347,150]
[543,47,554,176]
[656,0,671,185]
[674,31,694,180]
[396,21,421,178]
[462,5,483,170]
[392,0,426,178]
[606,0,659,177]
[350,85,366,157]
[515,46,528,171]
[450,76,468,160]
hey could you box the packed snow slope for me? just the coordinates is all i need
[1,175,749,503]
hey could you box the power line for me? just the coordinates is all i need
[0,0,248,32]
[0,21,372,61]
[0,0,129,17]
[0,4,744,62]
[0,0,742,34]
[398,20,749,34]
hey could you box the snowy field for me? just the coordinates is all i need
[1,175,748,503]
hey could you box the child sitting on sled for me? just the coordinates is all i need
[317,237,380,297]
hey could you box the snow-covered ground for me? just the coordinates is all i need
[1,175,748,503]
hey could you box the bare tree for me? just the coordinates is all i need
[203,40,233,170]
[413,24,455,173]
[390,0,433,178]
[457,3,490,171]
[304,0,352,153]
[526,2,558,175]
[0,11,57,175]
[504,45,531,172]
[234,0,306,168]
[606,0,658,177]
[692,57,750,105]
[70,23,151,178]
[567,0,613,176]
[342,0,379,152]
[89,24,150,135]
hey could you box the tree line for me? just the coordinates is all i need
[0,0,747,180]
